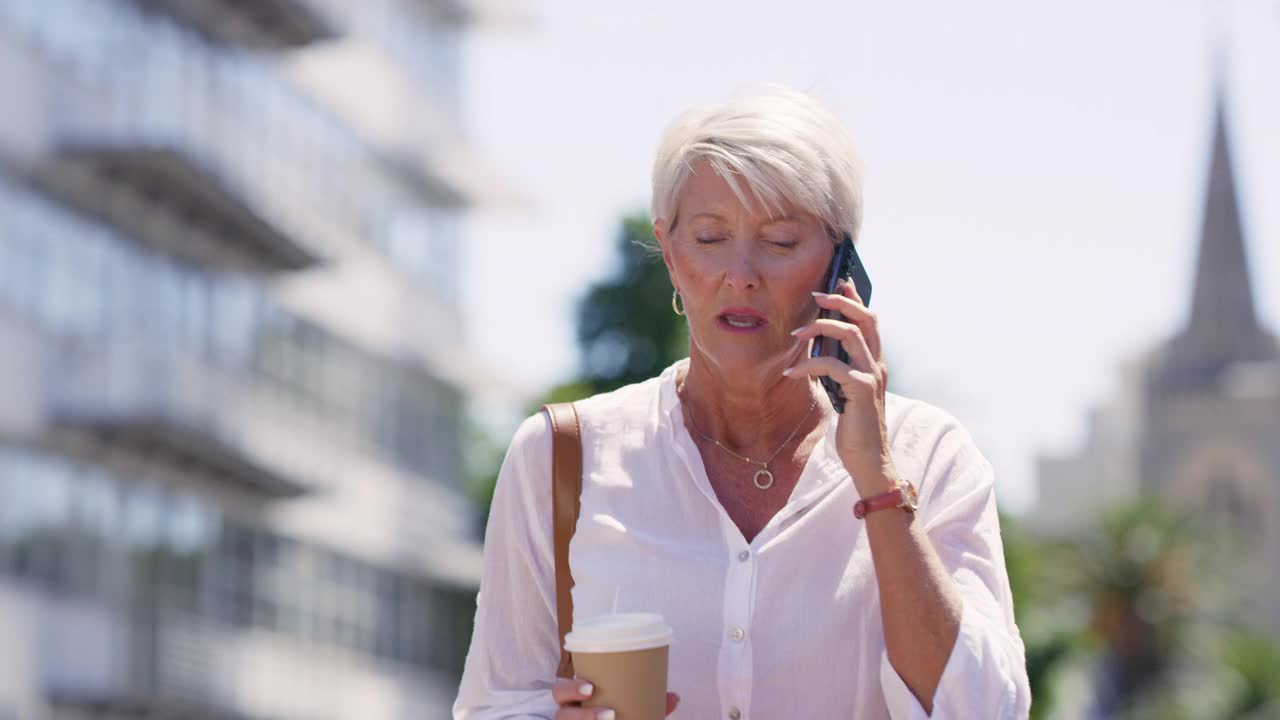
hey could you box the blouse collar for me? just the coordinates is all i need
[657,357,851,513]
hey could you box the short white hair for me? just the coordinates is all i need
[651,85,865,243]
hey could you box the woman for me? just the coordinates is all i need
[455,87,1030,719]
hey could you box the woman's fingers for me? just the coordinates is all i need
[811,281,881,359]
[783,354,879,399]
[791,318,876,374]
[554,707,616,720]
[550,679,676,719]
[552,678,595,706]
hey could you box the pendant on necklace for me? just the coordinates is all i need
[753,468,775,490]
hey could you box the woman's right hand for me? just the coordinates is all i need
[552,678,680,719]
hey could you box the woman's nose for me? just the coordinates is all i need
[724,251,760,291]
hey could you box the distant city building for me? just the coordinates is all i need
[0,1,517,718]
[1034,91,1280,628]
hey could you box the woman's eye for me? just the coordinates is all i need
[771,239,799,248]
[694,235,725,244]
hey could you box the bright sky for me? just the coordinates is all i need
[459,0,1280,514]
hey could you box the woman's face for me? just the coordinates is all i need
[656,159,834,379]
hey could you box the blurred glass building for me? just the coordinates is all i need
[0,1,518,717]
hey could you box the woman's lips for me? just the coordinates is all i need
[717,313,767,333]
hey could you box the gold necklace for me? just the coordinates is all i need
[677,373,820,490]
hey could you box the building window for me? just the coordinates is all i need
[1,193,47,323]
[0,448,21,575]
[164,493,213,611]
[65,467,121,600]
[8,452,71,592]
[210,278,258,370]
[1205,469,1259,545]
[124,481,165,596]
[213,518,256,628]
[381,206,461,302]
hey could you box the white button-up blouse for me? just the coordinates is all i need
[454,358,1031,719]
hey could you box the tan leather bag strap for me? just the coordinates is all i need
[542,402,582,679]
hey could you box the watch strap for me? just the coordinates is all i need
[853,481,917,519]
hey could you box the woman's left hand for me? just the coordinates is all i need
[783,278,898,498]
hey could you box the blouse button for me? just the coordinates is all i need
[730,627,745,642]
[728,708,742,720]
[737,550,750,562]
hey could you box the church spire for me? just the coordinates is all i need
[1186,95,1260,338]
[1159,90,1277,390]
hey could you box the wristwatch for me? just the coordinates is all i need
[853,478,919,519]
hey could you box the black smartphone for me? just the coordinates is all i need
[809,232,872,413]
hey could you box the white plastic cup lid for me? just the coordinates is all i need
[564,612,674,654]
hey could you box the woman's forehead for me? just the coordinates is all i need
[680,185,812,228]
[678,159,815,225]
[685,210,811,231]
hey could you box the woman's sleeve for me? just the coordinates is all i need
[878,420,1032,719]
[453,413,562,719]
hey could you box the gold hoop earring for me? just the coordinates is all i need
[672,290,686,316]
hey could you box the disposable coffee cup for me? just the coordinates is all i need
[564,612,674,719]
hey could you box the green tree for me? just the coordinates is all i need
[555,214,686,398]
[1219,631,1280,718]
[467,214,684,528]
[1001,513,1082,719]
[1005,496,1280,719]
[1049,502,1204,718]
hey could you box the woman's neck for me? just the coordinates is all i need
[676,357,828,456]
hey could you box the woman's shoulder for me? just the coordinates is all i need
[511,370,672,456]
[885,390,969,442]
[574,373,668,428]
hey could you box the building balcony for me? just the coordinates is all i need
[305,0,530,28]
[29,138,327,279]
[1,5,520,282]
[44,342,315,500]
[31,68,337,275]
[0,26,348,275]
[134,0,337,50]
[38,147,320,274]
